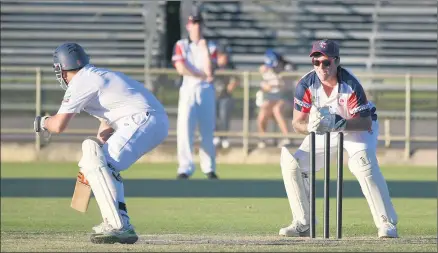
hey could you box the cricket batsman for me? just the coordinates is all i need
[279,39,398,238]
[33,42,169,244]
[172,6,218,179]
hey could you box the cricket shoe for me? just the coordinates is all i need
[92,222,108,234]
[92,217,131,234]
[279,221,310,237]
[177,173,190,179]
[91,223,138,244]
[378,222,398,238]
[206,172,219,180]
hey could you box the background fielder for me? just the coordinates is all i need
[34,42,169,244]
[279,39,398,239]
[172,6,218,179]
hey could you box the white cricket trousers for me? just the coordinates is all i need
[294,121,380,172]
[177,81,216,175]
[83,111,168,229]
[103,111,169,171]
[292,120,398,228]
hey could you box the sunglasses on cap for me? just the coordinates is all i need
[312,57,337,67]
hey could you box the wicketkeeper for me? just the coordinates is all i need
[279,39,398,238]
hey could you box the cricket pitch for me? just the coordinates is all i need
[1,232,436,252]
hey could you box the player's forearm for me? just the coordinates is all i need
[344,116,372,131]
[180,65,204,78]
[292,119,310,135]
[175,62,205,78]
[202,52,213,78]
[199,40,213,78]
[202,52,213,77]
[44,114,69,133]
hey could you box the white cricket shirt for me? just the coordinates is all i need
[57,64,166,126]
[172,38,217,86]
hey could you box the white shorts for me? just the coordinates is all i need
[103,111,169,172]
[294,120,379,173]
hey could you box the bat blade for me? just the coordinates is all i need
[71,172,91,213]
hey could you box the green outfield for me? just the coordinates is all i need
[1,162,437,252]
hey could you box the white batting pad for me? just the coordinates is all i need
[280,147,311,225]
[348,149,398,228]
[78,139,123,229]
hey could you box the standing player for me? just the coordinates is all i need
[172,7,218,179]
[33,42,169,244]
[278,39,398,238]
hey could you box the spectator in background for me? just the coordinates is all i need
[256,49,294,149]
[213,44,239,149]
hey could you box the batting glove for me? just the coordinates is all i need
[33,115,50,132]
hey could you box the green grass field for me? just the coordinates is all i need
[1,163,436,252]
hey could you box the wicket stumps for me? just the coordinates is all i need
[309,131,344,239]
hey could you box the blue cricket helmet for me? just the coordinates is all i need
[53,42,90,90]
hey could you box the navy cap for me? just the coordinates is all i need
[188,5,203,22]
[309,39,340,57]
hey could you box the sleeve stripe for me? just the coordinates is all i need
[172,42,185,62]
[294,87,312,113]
[172,55,184,62]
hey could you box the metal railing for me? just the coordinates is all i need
[1,67,437,160]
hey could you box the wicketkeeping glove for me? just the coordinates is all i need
[307,106,346,134]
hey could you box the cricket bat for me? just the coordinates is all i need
[71,172,92,213]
